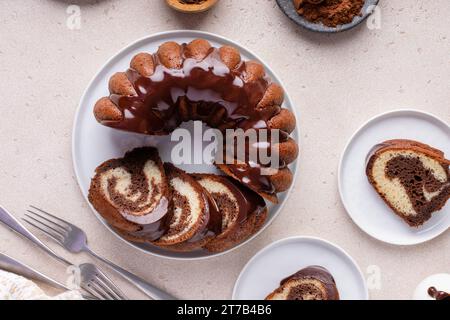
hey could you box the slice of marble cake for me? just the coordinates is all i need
[366,139,450,227]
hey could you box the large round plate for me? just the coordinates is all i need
[72,30,300,260]
[276,0,379,33]
[232,237,368,300]
[339,109,450,245]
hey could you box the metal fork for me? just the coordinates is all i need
[24,205,176,300]
[0,206,126,300]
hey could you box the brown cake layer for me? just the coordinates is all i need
[266,266,340,300]
[366,139,450,227]
[93,39,298,203]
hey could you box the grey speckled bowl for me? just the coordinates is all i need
[276,0,380,33]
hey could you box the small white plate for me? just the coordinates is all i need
[232,236,368,300]
[338,109,450,245]
[72,30,300,260]
[413,273,450,300]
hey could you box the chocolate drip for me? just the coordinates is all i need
[187,192,222,244]
[219,175,267,224]
[108,46,285,196]
[428,287,450,301]
[386,156,450,216]
[129,217,170,241]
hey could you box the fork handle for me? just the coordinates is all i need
[0,252,68,291]
[0,206,71,266]
[85,248,176,300]
[0,253,96,300]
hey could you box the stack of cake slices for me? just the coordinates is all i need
[88,147,268,253]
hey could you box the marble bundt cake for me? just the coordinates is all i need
[193,174,268,252]
[88,147,172,241]
[93,39,298,203]
[266,266,340,300]
[153,164,222,252]
[366,139,450,227]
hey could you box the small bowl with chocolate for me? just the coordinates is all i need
[276,0,379,33]
[166,0,218,13]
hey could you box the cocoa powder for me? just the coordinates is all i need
[293,0,365,28]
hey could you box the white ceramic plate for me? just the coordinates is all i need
[339,109,450,245]
[232,236,368,300]
[413,273,450,300]
[72,30,300,260]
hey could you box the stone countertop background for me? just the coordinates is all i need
[0,0,449,300]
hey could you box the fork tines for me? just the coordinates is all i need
[23,205,127,300]
[23,205,70,245]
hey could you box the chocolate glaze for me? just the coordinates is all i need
[218,175,267,225]
[281,266,340,300]
[129,216,170,241]
[107,45,287,197]
[186,191,222,244]
[428,287,450,301]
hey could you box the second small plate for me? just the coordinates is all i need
[339,109,450,245]
[233,236,368,300]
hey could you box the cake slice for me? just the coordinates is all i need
[192,174,268,253]
[366,139,450,227]
[266,266,340,300]
[153,164,222,252]
[88,147,171,242]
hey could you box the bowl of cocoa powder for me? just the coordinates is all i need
[276,0,379,33]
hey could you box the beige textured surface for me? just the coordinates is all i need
[0,0,449,300]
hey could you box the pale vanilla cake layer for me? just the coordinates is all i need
[159,177,202,242]
[371,150,448,216]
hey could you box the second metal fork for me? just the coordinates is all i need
[24,205,175,300]
[0,206,125,300]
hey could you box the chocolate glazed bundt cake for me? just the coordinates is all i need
[93,39,298,203]
[266,266,340,300]
[366,139,450,227]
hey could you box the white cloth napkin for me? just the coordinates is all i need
[0,269,83,300]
